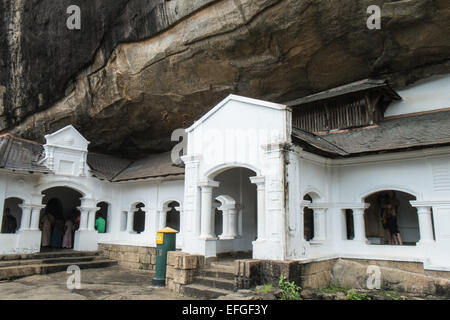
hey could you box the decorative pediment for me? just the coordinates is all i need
[44,125,89,151]
[42,125,89,176]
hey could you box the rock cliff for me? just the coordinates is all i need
[1,0,449,157]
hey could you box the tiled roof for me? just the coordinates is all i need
[86,153,133,181]
[292,109,450,157]
[285,79,401,107]
[0,134,184,181]
[111,152,184,182]
[0,134,49,173]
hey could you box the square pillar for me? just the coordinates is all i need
[159,209,167,231]
[29,205,45,231]
[312,208,327,242]
[126,210,134,233]
[18,205,32,231]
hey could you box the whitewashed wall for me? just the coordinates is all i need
[385,75,450,117]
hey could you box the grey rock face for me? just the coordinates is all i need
[1,0,450,157]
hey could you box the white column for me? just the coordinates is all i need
[30,205,45,230]
[19,205,32,231]
[415,206,434,244]
[250,176,266,241]
[126,210,134,233]
[312,208,327,241]
[77,207,89,231]
[199,180,219,239]
[87,208,98,231]
[353,208,367,242]
[220,207,238,239]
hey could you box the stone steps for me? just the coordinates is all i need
[184,260,237,299]
[182,283,235,300]
[0,250,116,281]
[200,268,235,281]
[0,255,98,268]
[0,250,101,261]
[195,276,235,291]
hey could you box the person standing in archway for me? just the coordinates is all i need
[40,212,54,248]
[386,191,403,245]
[1,208,17,234]
[379,193,393,244]
[62,217,74,249]
[95,214,106,234]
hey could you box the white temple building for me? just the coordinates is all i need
[1,75,450,272]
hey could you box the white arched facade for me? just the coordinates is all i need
[1,85,450,272]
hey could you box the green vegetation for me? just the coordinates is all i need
[255,284,274,294]
[278,275,302,300]
[346,289,371,300]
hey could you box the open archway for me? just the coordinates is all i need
[364,190,420,245]
[41,187,83,250]
[210,167,257,258]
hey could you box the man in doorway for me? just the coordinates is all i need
[95,214,106,234]
[1,208,17,233]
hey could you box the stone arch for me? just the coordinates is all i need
[363,189,419,245]
[36,181,89,198]
[205,162,261,180]
[359,186,421,203]
[301,188,324,202]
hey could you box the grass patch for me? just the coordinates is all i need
[346,289,371,300]
[255,284,274,294]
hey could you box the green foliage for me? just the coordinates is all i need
[256,284,273,294]
[278,275,302,300]
[346,289,371,300]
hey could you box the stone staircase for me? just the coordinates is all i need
[0,250,117,281]
[183,260,237,299]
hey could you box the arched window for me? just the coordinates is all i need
[345,209,354,240]
[1,198,23,234]
[303,194,314,241]
[166,201,181,232]
[95,202,110,233]
[213,199,222,237]
[133,203,145,234]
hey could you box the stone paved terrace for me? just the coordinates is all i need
[0,265,196,300]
